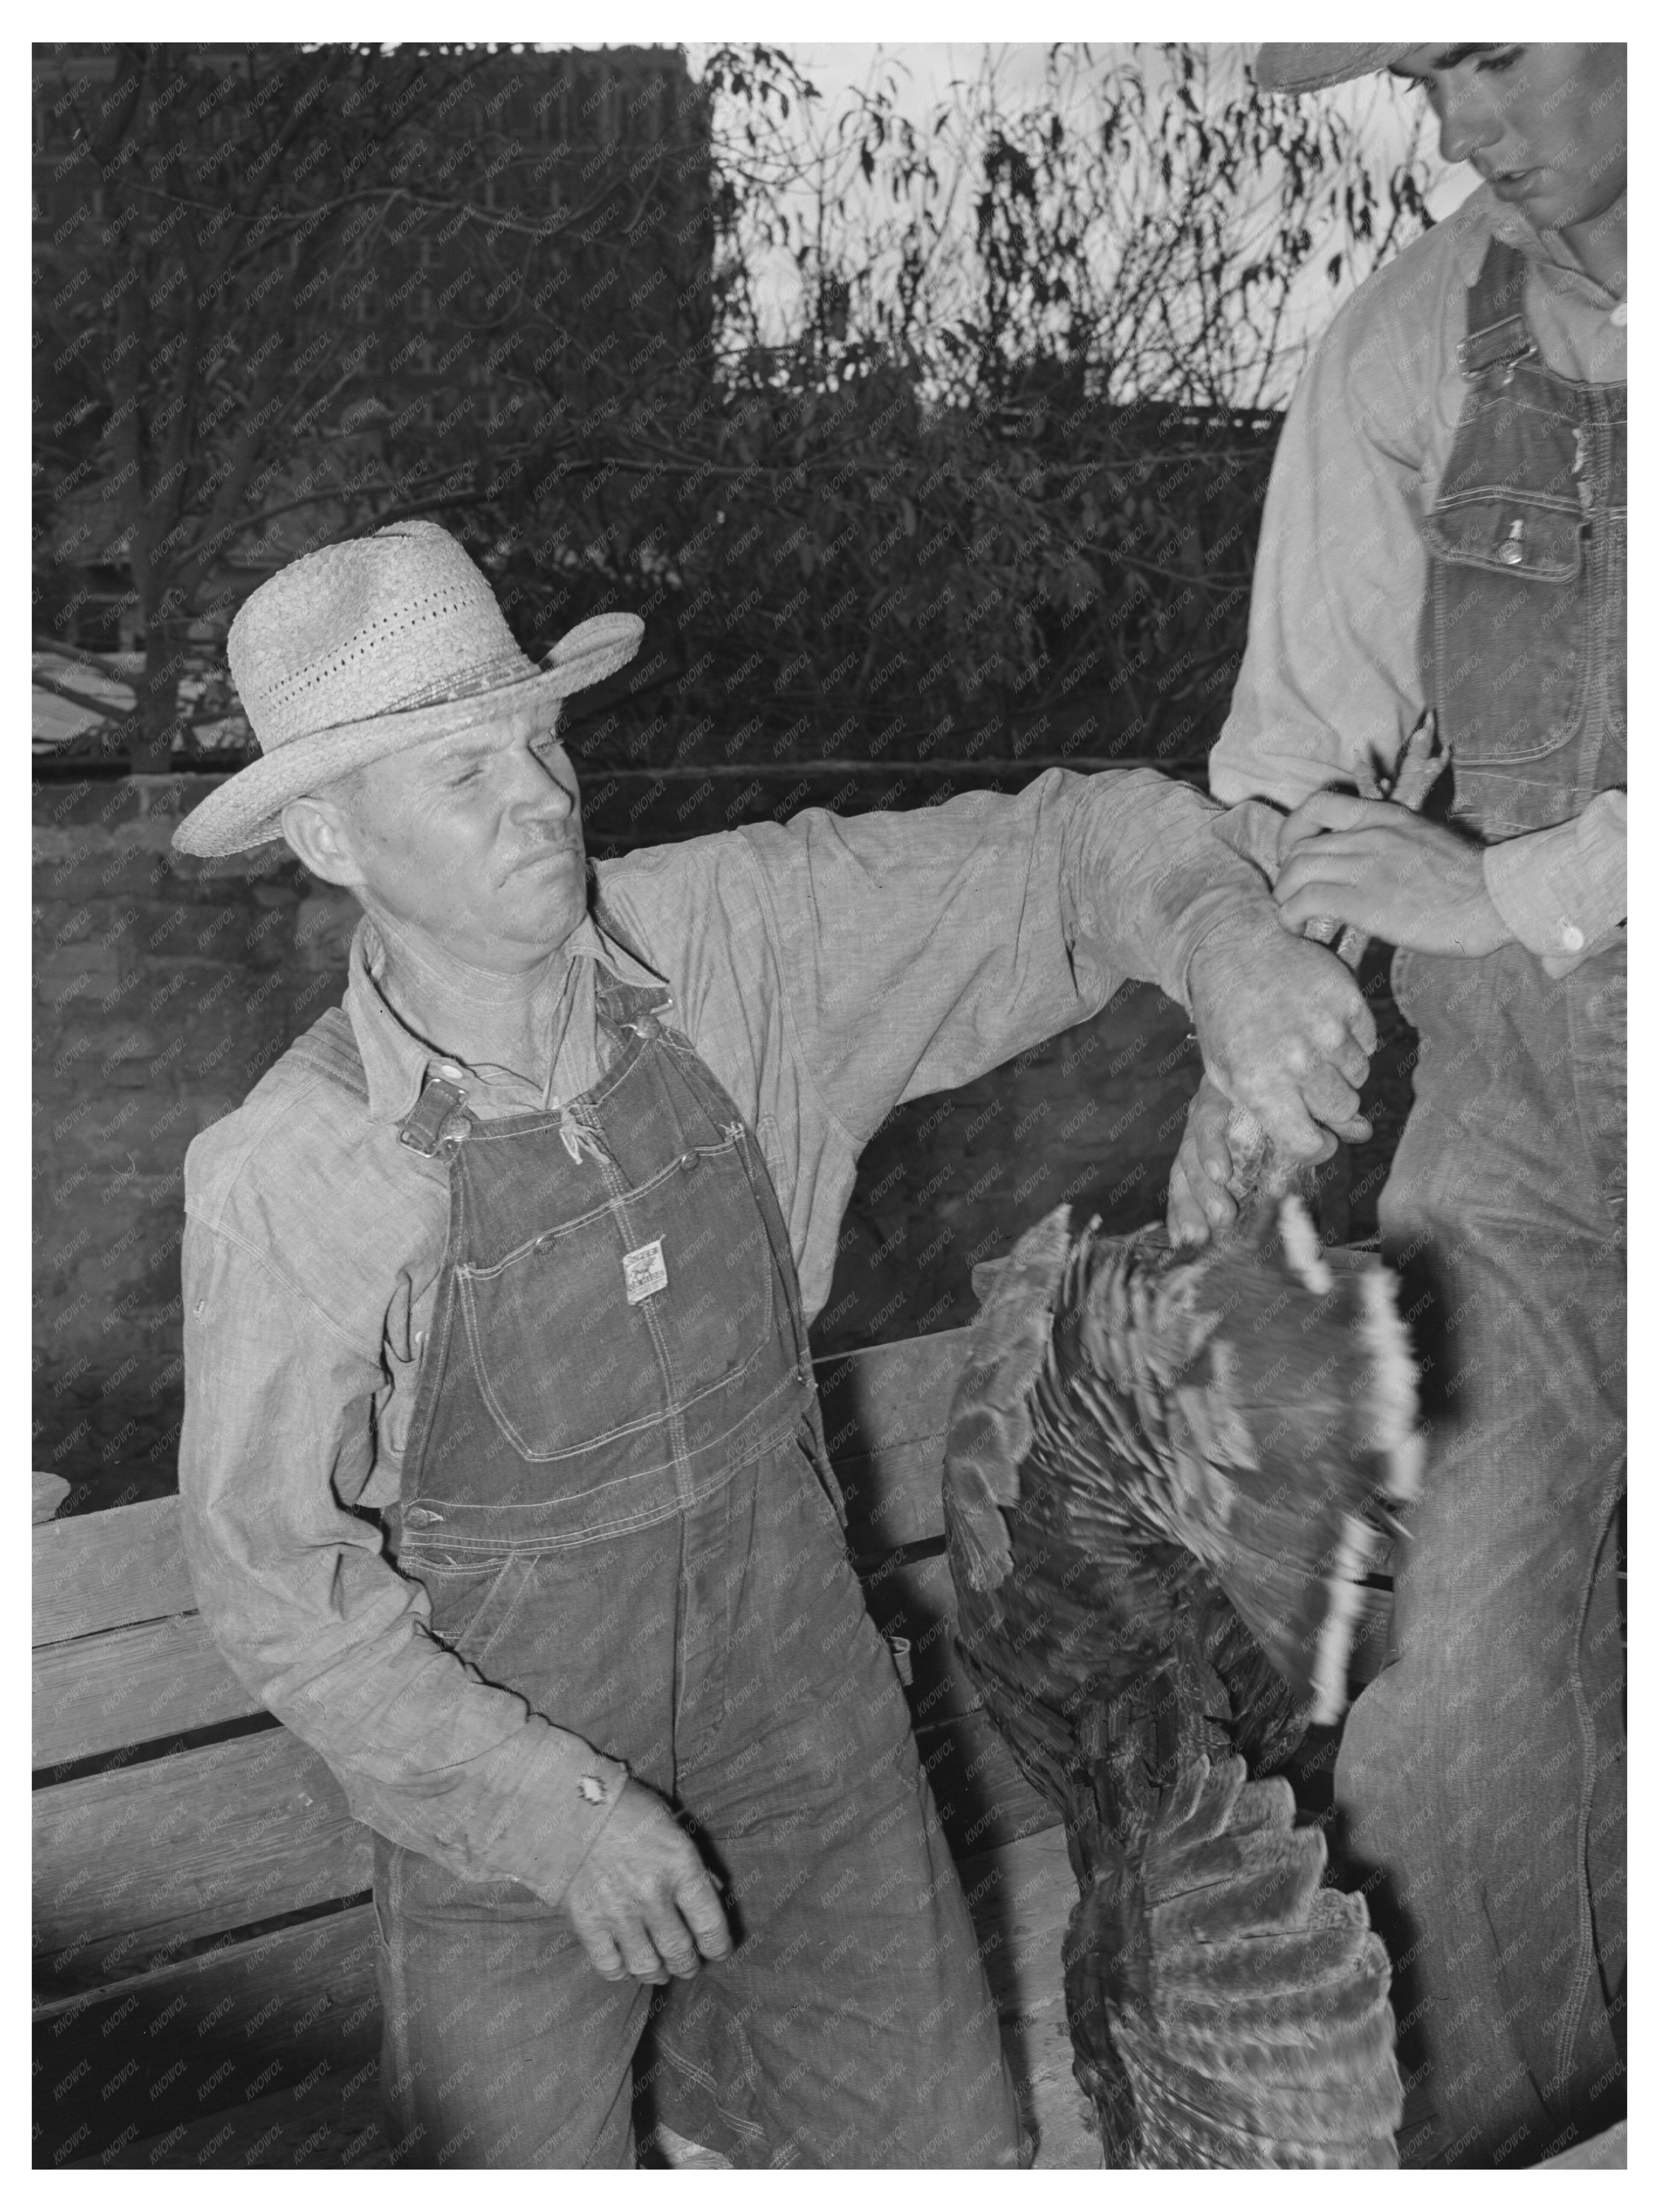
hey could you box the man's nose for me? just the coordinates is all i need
[508,743,577,823]
[1437,80,1505,167]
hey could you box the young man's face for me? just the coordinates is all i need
[1392,44,1626,239]
[331,699,592,973]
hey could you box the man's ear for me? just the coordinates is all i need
[281,792,366,890]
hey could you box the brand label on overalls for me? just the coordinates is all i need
[622,1238,668,1304]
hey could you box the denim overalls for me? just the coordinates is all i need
[1336,238,1626,2168]
[298,966,1020,2168]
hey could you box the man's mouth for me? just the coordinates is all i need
[1489,166,1542,201]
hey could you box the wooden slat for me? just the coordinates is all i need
[815,1329,969,1551]
[34,1730,373,1992]
[35,1905,380,2168]
[34,1471,71,1525]
[33,1495,195,1646]
[33,1611,262,1770]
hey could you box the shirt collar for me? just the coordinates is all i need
[341,906,666,1127]
[1451,179,1625,310]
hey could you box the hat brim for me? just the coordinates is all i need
[172,613,644,857]
[1254,45,1415,93]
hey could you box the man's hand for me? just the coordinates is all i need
[561,1778,732,1986]
[1186,907,1374,1170]
[1167,1075,1240,1247]
[1274,792,1513,957]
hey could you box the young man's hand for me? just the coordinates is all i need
[1274,792,1513,956]
[561,1779,732,1985]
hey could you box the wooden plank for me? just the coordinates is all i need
[815,1329,969,1551]
[1537,2121,1626,2170]
[956,1828,1099,2170]
[33,1610,263,1770]
[64,2071,392,2172]
[35,1905,380,2169]
[33,1495,195,1646]
[34,1730,373,1993]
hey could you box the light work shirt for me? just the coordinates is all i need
[180,769,1269,1904]
[1209,182,1626,977]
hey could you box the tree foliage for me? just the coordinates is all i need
[33,41,1439,784]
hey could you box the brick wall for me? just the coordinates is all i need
[33,774,356,1505]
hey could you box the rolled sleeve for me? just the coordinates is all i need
[1482,792,1627,976]
[178,1219,626,1906]
[736,767,1272,1140]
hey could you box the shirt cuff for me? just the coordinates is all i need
[340,1720,630,1907]
[1482,797,1627,978]
[1211,798,1290,885]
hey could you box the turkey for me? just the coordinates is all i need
[941,722,1445,2169]
[943,1197,1421,2167]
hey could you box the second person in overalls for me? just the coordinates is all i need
[1180,40,1626,2170]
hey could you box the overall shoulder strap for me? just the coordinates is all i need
[1456,237,1538,380]
[588,895,676,1034]
[281,1004,468,1155]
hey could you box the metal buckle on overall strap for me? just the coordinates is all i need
[1457,315,1538,382]
[1457,239,1538,383]
[398,1075,470,1156]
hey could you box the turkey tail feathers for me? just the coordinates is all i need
[1066,1756,1402,2168]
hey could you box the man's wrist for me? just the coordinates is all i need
[1177,895,1280,1013]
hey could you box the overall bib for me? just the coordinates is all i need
[1336,239,1626,2167]
[305,967,1021,2168]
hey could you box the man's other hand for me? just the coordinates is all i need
[562,1778,732,1986]
[1187,908,1374,1168]
[1167,1075,1240,1247]
[1274,792,1513,957]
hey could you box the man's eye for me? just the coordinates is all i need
[1477,47,1524,74]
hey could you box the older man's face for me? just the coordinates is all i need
[334,700,589,971]
[1392,45,1626,239]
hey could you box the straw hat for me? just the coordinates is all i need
[172,521,643,856]
[1254,45,1416,93]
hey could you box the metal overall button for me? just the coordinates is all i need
[402,1504,444,1528]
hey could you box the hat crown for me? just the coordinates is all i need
[227,522,535,751]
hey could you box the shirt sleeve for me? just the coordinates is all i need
[730,765,1272,1143]
[177,1217,629,1905]
[1208,265,1439,817]
[1483,790,1627,976]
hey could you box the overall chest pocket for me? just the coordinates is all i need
[1426,491,1590,772]
[455,1130,778,1462]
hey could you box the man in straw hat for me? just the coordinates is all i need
[176,517,1377,2168]
[1171,44,1626,2167]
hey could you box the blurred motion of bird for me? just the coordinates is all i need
[940,719,1445,2168]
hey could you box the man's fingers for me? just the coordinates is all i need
[575,1920,630,1984]
[674,1866,733,1961]
[1347,999,1379,1057]
[1277,790,1396,863]
[1166,1156,1215,1248]
[1300,1064,1371,1145]
[1334,1036,1370,1090]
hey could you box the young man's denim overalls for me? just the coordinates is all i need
[307,967,1022,2167]
[1336,238,1626,2168]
